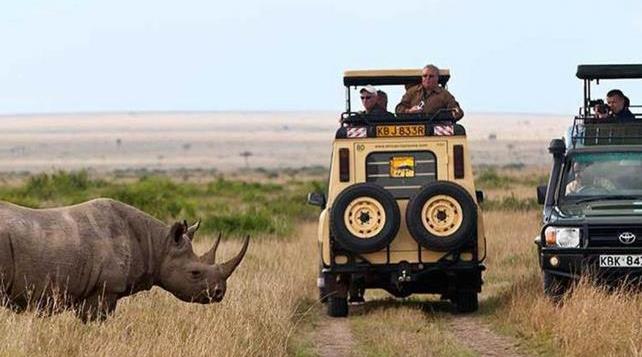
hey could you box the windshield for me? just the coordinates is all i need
[561,151,642,202]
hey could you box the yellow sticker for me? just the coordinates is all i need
[390,156,415,178]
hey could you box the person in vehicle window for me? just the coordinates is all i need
[376,89,395,117]
[377,89,389,111]
[360,85,392,117]
[395,64,463,121]
[360,85,383,114]
[565,162,615,194]
[594,89,635,122]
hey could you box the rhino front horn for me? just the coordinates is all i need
[220,235,250,279]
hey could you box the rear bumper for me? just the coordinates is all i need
[541,247,642,282]
[323,261,485,296]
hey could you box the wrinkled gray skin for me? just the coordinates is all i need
[0,198,249,321]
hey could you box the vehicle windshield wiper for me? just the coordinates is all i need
[571,195,642,204]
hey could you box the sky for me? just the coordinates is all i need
[1,0,642,115]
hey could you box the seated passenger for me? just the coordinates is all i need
[377,89,389,111]
[566,162,615,194]
[376,89,395,116]
[395,64,463,121]
[359,85,389,115]
[594,89,635,122]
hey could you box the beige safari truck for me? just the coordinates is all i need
[307,69,486,317]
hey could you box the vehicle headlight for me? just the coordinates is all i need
[544,227,580,248]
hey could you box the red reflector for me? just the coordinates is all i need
[339,148,350,182]
[453,145,464,179]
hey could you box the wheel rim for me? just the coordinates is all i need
[343,197,386,239]
[421,195,463,237]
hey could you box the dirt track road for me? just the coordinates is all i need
[313,308,529,357]
[450,316,528,357]
[314,317,355,357]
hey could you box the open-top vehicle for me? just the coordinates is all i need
[537,64,642,298]
[308,68,486,317]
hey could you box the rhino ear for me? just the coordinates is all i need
[186,220,201,241]
[170,222,186,244]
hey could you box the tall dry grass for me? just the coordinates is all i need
[0,224,318,357]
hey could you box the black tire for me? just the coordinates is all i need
[406,182,477,252]
[327,296,348,317]
[454,291,479,313]
[330,183,400,253]
[543,271,570,302]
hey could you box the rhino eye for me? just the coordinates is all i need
[190,270,203,279]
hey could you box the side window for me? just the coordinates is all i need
[366,151,437,199]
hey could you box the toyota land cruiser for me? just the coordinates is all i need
[537,64,642,298]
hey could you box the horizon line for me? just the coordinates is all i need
[0,109,569,118]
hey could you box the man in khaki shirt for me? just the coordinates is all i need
[395,64,464,121]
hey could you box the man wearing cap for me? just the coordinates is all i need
[395,64,464,121]
[359,85,385,114]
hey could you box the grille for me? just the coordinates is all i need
[588,225,642,248]
[365,151,436,199]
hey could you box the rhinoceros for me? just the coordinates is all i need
[0,198,249,321]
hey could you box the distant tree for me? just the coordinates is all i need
[240,151,252,168]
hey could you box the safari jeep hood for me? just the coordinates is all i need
[559,199,642,218]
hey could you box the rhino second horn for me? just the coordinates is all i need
[203,233,222,265]
[220,235,250,279]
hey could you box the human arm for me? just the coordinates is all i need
[444,91,464,121]
[395,87,422,114]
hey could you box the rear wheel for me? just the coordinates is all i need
[327,296,348,317]
[453,291,479,313]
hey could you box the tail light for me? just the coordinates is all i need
[453,145,464,179]
[339,148,350,182]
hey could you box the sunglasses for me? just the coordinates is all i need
[360,96,374,100]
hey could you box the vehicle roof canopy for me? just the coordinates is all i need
[576,64,642,80]
[343,68,450,87]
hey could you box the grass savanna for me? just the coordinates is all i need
[2,168,641,356]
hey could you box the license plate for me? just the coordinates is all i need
[390,156,415,178]
[376,125,425,137]
[599,255,642,267]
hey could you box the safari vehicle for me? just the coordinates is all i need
[536,64,642,298]
[307,69,486,317]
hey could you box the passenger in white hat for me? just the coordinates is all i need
[359,85,388,115]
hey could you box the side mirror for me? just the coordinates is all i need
[475,190,484,203]
[307,192,326,208]
[536,185,547,205]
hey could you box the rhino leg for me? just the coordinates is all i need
[76,293,118,322]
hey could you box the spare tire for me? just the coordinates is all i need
[406,182,477,252]
[330,183,400,253]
